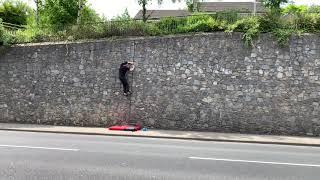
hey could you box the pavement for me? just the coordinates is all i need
[0,123,320,147]
[1,130,320,180]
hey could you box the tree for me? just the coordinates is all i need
[79,5,101,24]
[137,0,181,22]
[41,0,79,29]
[77,0,84,24]
[33,0,43,25]
[112,8,131,21]
[0,0,32,25]
[185,0,203,12]
[40,0,99,30]
[261,0,288,11]
[186,0,194,12]
[137,0,150,22]
[282,4,307,15]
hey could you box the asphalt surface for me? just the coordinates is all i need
[1,130,320,180]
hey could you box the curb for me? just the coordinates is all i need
[1,128,320,147]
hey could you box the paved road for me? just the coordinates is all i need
[1,131,320,180]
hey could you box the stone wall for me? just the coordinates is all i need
[1,33,320,136]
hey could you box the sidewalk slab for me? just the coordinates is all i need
[1,123,320,147]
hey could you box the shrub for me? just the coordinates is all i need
[308,5,320,13]
[0,18,14,46]
[13,27,52,43]
[183,14,219,32]
[186,14,212,25]
[214,10,238,24]
[145,23,162,36]
[0,19,5,45]
[0,0,32,26]
[103,20,148,37]
[155,17,187,34]
[282,4,307,15]
[258,11,281,32]
[103,20,129,37]
[295,13,320,32]
[262,0,288,12]
[228,17,260,32]
[217,20,228,31]
[184,19,213,32]
[67,23,104,40]
[272,28,293,47]
[124,21,149,36]
[227,16,260,46]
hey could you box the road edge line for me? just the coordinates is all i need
[1,128,320,147]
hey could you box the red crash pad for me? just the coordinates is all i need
[109,125,142,131]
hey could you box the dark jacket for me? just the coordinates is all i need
[119,62,130,79]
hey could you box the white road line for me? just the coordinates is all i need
[0,144,79,151]
[189,157,320,167]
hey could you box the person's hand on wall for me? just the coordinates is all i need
[128,61,135,71]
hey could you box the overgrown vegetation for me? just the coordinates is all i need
[227,17,260,46]
[0,18,14,46]
[0,0,32,25]
[1,0,320,47]
[262,0,288,13]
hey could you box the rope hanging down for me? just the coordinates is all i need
[127,41,135,124]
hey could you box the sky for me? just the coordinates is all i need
[22,0,320,19]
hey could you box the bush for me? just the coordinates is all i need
[184,19,214,32]
[308,5,320,13]
[121,21,148,36]
[145,23,162,36]
[155,17,187,34]
[0,18,14,46]
[184,14,219,32]
[0,0,32,26]
[258,11,281,32]
[0,19,5,44]
[295,13,320,32]
[13,27,52,43]
[186,14,212,25]
[272,28,293,47]
[67,23,104,40]
[214,10,238,24]
[103,20,148,37]
[282,4,307,15]
[227,17,260,46]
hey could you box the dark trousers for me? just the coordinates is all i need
[120,77,130,93]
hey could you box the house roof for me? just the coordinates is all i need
[198,2,266,13]
[134,10,191,20]
[133,2,267,20]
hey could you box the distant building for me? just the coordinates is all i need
[134,1,266,20]
[198,1,266,14]
[134,10,191,20]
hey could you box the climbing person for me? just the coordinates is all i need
[119,61,135,96]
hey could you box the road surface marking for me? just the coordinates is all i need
[189,157,320,167]
[0,144,79,151]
